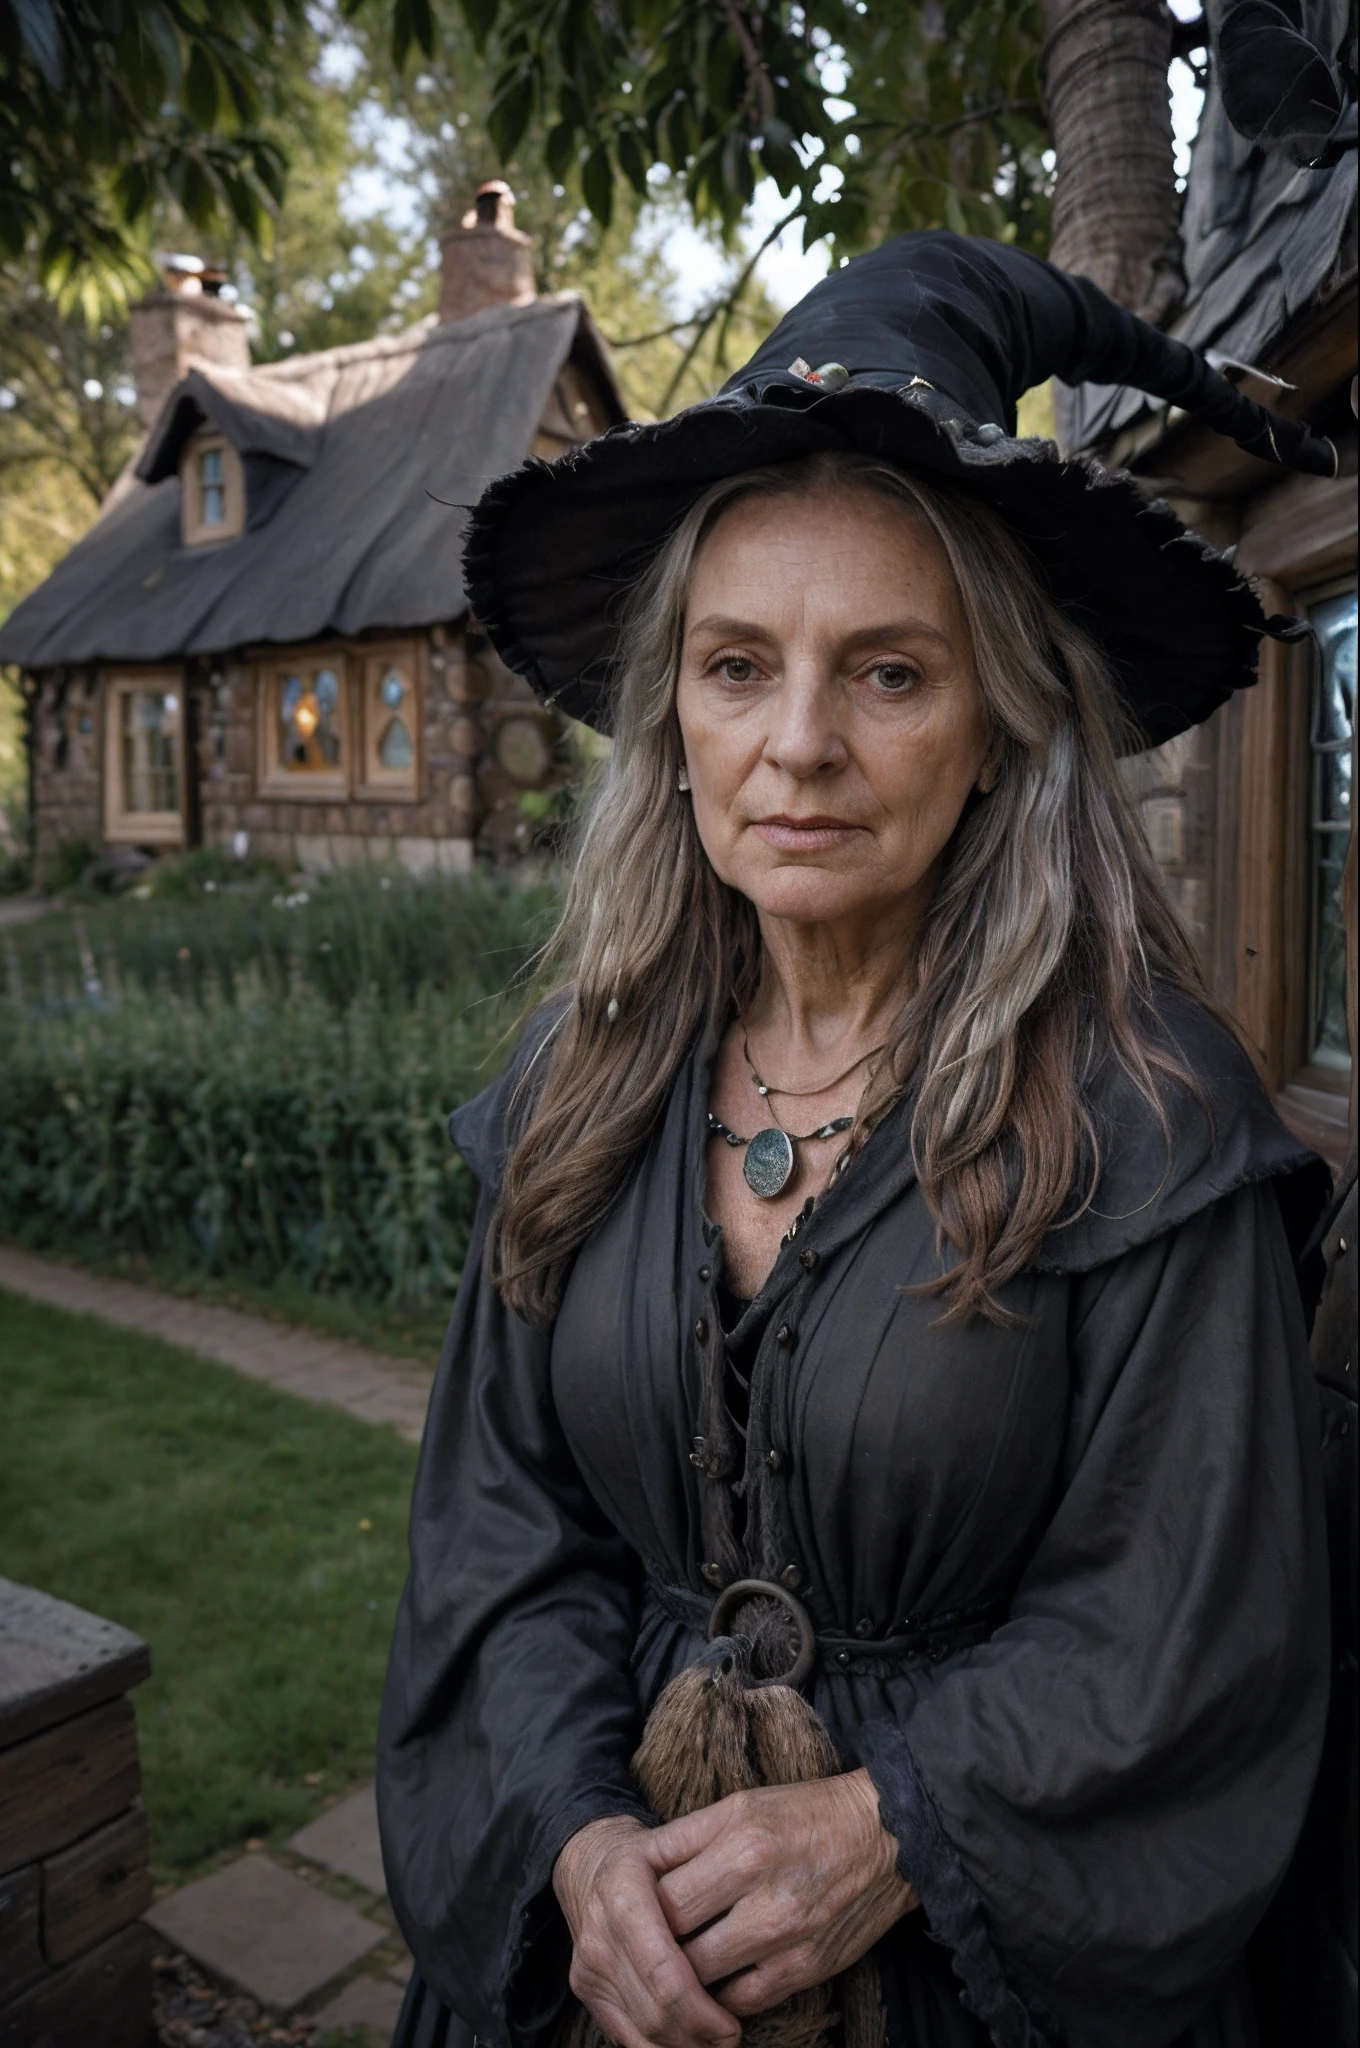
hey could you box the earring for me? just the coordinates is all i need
[677,764,690,792]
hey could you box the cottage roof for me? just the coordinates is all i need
[0,293,624,670]
[1064,0,1356,455]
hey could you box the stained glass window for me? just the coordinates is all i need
[199,446,226,527]
[376,667,413,771]
[1308,585,1356,1068]
[121,689,180,814]
[278,666,343,771]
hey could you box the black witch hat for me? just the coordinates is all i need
[464,230,1338,750]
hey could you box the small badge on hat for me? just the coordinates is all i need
[788,358,851,391]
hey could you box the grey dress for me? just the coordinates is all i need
[378,990,1331,2048]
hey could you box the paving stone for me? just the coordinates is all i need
[145,1854,384,2010]
[312,1972,407,2035]
[287,1785,386,1897]
[0,1246,433,1445]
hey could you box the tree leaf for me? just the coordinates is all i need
[616,125,648,196]
[458,0,501,51]
[581,141,613,228]
[13,0,65,89]
[184,42,221,129]
[487,68,535,160]
[545,119,578,179]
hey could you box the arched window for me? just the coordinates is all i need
[359,649,420,798]
[259,653,348,796]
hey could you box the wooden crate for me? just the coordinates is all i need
[0,1578,154,2048]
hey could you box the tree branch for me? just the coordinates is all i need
[853,97,1044,141]
[721,0,776,130]
[658,196,803,413]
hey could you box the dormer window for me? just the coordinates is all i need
[180,430,244,546]
[200,446,226,525]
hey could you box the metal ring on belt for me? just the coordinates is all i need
[707,1577,817,1689]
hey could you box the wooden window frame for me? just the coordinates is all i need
[256,646,352,802]
[1231,471,1355,1163]
[103,669,187,846]
[180,430,245,547]
[355,641,424,801]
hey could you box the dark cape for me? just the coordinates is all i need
[377,991,1332,2048]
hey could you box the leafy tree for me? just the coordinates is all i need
[441,0,1054,258]
[338,1,787,414]
[0,0,302,311]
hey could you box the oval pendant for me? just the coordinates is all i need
[743,1127,795,1200]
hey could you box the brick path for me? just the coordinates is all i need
[0,1245,433,1446]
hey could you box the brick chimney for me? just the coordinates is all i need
[438,182,537,325]
[129,257,252,431]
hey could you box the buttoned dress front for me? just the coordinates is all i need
[378,992,1331,2048]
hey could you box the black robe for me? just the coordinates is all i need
[378,991,1332,2048]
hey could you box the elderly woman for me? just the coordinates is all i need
[379,234,1336,2048]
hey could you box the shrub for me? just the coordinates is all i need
[1,871,560,1303]
[0,976,516,1303]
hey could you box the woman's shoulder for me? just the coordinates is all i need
[447,997,568,1188]
[1031,984,1332,1274]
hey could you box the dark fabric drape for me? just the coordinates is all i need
[378,992,1331,2048]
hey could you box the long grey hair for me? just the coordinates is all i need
[491,450,1211,1323]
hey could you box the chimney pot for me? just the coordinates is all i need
[439,183,537,325]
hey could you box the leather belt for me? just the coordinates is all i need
[645,1574,1006,1681]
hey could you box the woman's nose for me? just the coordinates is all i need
[763,673,847,778]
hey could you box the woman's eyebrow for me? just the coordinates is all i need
[840,619,953,650]
[685,613,780,644]
[684,613,952,647]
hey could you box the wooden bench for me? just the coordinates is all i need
[0,1578,154,2047]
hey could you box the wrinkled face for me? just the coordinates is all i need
[675,483,993,930]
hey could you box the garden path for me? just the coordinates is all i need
[0,895,51,927]
[0,1246,433,1445]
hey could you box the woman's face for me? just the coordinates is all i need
[676,483,992,932]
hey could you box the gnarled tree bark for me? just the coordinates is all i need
[1040,0,1186,323]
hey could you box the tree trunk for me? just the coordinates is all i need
[1040,0,1185,324]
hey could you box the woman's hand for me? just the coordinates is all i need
[650,1770,917,2016]
[553,1815,742,2048]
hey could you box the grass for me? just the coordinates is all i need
[0,1290,418,1880]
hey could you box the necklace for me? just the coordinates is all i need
[742,1030,884,1101]
[707,1109,853,1200]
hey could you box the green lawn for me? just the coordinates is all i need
[0,1290,418,1879]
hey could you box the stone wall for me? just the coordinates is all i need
[189,622,571,873]
[29,671,103,883]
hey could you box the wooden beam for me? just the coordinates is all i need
[0,1701,140,1874]
[41,1805,152,1967]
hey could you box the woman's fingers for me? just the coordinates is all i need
[571,1894,740,2048]
[646,1799,735,1873]
[555,1814,742,2048]
[654,1795,779,1937]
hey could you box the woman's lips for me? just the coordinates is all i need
[751,816,865,851]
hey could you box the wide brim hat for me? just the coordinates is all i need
[465,231,1337,751]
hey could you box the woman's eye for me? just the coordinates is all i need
[716,656,757,684]
[868,662,920,693]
